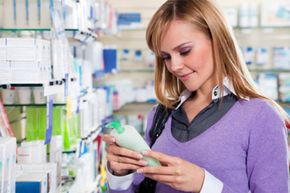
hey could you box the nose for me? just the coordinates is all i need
[170,55,184,72]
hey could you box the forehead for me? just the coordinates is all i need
[160,20,205,51]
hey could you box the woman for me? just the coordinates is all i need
[103,0,289,192]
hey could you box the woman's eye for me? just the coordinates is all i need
[161,55,171,61]
[180,48,191,56]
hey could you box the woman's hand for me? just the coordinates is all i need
[137,150,205,192]
[102,134,148,176]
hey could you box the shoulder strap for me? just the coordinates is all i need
[149,104,171,147]
[138,104,171,193]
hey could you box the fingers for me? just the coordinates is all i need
[102,134,116,144]
[103,134,143,160]
[144,174,181,184]
[137,165,181,175]
[107,145,143,160]
[110,161,146,171]
[107,154,147,167]
[143,150,181,166]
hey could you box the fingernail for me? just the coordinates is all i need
[137,169,143,173]
[137,154,143,159]
[142,150,149,155]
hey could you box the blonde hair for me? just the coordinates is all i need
[146,0,289,121]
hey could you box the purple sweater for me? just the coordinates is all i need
[109,98,288,193]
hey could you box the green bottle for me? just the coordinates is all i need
[106,121,161,166]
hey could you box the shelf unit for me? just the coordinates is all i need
[0,0,118,192]
[118,68,154,73]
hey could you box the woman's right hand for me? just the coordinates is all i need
[103,134,148,176]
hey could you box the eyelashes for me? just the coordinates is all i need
[161,54,171,61]
[161,48,192,61]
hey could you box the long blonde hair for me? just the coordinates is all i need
[146,0,289,121]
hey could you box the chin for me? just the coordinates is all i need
[184,84,199,92]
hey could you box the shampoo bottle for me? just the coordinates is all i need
[106,121,160,166]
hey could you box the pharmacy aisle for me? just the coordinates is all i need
[0,0,118,193]
[1,0,290,193]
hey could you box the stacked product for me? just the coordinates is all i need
[0,38,51,84]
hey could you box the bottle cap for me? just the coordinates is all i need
[106,121,125,134]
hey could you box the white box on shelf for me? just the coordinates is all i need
[6,38,36,47]
[239,2,250,27]
[0,38,6,46]
[272,47,290,69]
[16,172,48,193]
[0,61,10,70]
[0,70,11,85]
[52,40,65,80]
[6,38,38,61]
[79,99,91,138]
[49,136,62,188]
[0,137,17,193]
[64,2,79,29]
[10,61,41,71]
[6,46,37,61]
[261,2,290,27]
[224,7,238,27]
[11,70,42,84]
[256,48,269,67]
[16,163,57,193]
[18,141,47,164]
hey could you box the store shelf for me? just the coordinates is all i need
[0,28,79,32]
[4,103,66,107]
[113,102,156,115]
[0,83,43,88]
[234,26,290,30]
[118,68,154,73]
[0,78,81,96]
[248,68,290,73]
[118,25,146,31]
[0,79,64,87]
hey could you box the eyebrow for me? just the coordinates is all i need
[161,41,192,54]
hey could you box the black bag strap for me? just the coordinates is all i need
[149,104,171,147]
[138,104,171,193]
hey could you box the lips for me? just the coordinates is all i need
[179,72,194,81]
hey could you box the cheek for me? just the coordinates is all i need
[190,47,214,72]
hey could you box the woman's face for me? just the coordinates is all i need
[160,19,216,94]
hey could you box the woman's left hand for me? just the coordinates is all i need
[137,150,205,192]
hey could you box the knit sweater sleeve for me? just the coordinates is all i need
[108,106,157,193]
[222,102,288,193]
